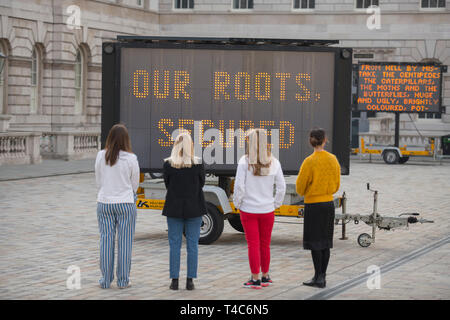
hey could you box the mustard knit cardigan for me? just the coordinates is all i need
[295,150,341,204]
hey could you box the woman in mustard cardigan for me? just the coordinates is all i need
[296,128,340,289]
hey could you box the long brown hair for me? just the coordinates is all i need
[245,128,272,176]
[105,124,132,166]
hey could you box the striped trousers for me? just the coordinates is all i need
[97,202,137,288]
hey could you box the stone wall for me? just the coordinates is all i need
[0,0,159,134]
[0,0,449,162]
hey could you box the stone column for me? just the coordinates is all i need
[0,114,12,132]
[55,132,75,160]
[442,72,450,124]
[26,132,42,164]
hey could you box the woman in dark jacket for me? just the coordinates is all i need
[162,132,206,291]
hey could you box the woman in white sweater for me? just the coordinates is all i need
[95,124,140,289]
[233,128,286,289]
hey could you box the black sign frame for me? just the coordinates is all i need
[102,38,352,176]
[355,61,444,114]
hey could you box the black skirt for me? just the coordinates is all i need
[303,201,335,250]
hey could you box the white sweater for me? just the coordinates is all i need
[95,150,140,204]
[233,155,286,214]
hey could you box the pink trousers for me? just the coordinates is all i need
[240,210,275,275]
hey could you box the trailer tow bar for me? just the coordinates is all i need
[335,183,434,247]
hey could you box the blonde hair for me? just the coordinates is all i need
[245,128,272,176]
[165,132,200,168]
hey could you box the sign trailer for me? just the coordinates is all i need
[355,61,445,164]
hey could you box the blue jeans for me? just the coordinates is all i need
[167,216,203,279]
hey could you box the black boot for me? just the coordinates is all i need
[170,278,179,290]
[302,274,318,287]
[304,250,322,287]
[186,278,195,291]
[314,273,326,288]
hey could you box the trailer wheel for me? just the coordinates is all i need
[199,202,224,245]
[398,156,409,164]
[228,214,244,233]
[383,150,399,164]
[357,233,372,247]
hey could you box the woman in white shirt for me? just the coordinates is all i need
[233,128,286,289]
[95,124,140,289]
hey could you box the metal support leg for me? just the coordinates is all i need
[340,192,348,240]
[372,191,378,244]
[394,113,400,148]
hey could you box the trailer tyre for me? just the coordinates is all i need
[228,214,244,233]
[398,156,409,164]
[383,150,400,164]
[357,233,372,247]
[199,202,224,245]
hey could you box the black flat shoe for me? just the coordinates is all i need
[302,275,318,287]
[170,278,179,290]
[186,278,195,291]
[314,274,326,288]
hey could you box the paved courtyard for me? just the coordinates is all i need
[0,158,449,300]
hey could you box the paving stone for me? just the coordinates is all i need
[0,159,449,299]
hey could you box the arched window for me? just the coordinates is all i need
[74,48,85,115]
[30,44,44,114]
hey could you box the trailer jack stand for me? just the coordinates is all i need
[339,192,348,240]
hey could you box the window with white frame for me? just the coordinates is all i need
[355,0,379,9]
[174,0,194,9]
[74,49,84,115]
[421,0,446,8]
[233,0,253,9]
[293,0,315,9]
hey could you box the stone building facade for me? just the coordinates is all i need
[0,0,449,164]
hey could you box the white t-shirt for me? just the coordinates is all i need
[233,155,286,214]
[95,150,140,204]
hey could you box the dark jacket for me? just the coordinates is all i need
[162,160,207,219]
